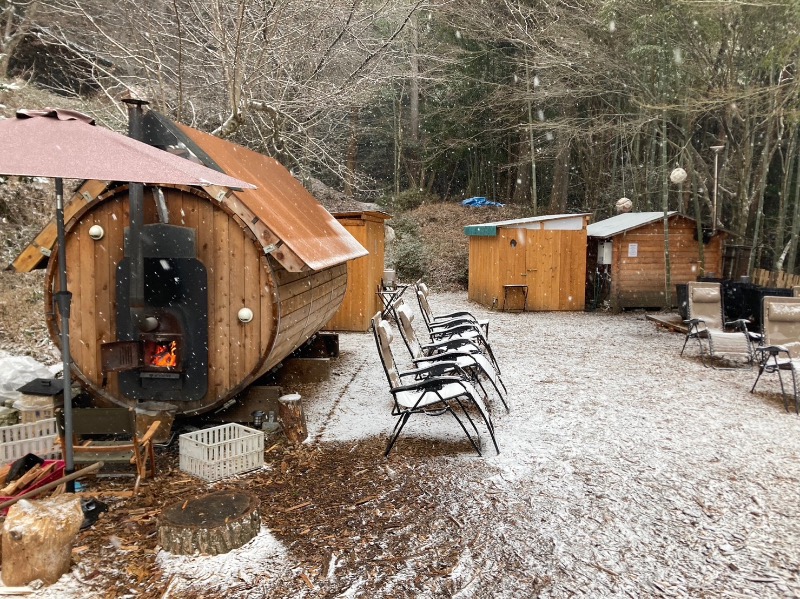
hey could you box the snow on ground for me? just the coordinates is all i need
[19,291,800,597]
[300,292,800,597]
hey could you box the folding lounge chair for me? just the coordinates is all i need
[415,282,490,338]
[394,301,509,412]
[371,312,499,457]
[751,296,800,413]
[413,288,501,367]
[680,281,756,367]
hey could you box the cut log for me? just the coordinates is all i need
[1,496,84,586]
[158,490,260,556]
[278,393,308,444]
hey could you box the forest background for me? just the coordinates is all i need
[0,0,799,285]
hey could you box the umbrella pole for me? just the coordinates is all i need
[54,177,75,490]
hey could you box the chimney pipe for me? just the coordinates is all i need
[122,98,150,314]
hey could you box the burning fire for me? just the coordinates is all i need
[149,341,178,368]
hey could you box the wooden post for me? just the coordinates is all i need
[2,496,84,586]
[278,393,308,444]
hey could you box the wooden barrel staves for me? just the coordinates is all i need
[158,490,260,555]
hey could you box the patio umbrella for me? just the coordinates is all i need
[0,107,256,483]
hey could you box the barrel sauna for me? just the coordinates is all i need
[27,110,367,415]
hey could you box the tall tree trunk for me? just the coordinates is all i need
[406,14,421,189]
[525,58,538,214]
[343,108,360,197]
[513,133,530,204]
[787,132,800,273]
[772,126,796,276]
[661,112,672,307]
[549,131,570,213]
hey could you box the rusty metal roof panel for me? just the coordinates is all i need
[176,123,367,271]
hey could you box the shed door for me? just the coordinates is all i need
[525,229,586,311]
[499,229,527,310]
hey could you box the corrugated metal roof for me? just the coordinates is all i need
[176,122,367,271]
[464,213,590,237]
[587,212,678,238]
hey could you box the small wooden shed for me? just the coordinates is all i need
[465,214,590,311]
[326,211,392,332]
[10,109,367,416]
[586,211,725,311]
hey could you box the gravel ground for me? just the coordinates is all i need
[4,290,800,598]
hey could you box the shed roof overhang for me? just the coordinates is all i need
[464,213,590,237]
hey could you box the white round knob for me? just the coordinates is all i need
[88,225,104,240]
[238,307,254,323]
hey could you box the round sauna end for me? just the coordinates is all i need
[238,307,254,323]
[158,491,260,556]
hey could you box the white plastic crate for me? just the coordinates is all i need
[179,423,264,482]
[0,418,60,464]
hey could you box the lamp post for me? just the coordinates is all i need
[711,145,725,234]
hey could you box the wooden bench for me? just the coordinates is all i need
[56,408,159,494]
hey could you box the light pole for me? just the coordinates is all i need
[711,145,725,234]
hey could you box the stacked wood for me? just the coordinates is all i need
[0,463,58,497]
[158,491,260,556]
[1,496,84,586]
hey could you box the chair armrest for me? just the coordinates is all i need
[399,362,468,380]
[421,338,483,354]
[429,323,485,340]
[412,350,474,364]
[725,318,751,331]
[392,375,464,394]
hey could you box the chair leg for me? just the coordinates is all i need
[454,396,499,456]
[777,368,789,412]
[680,334,691,357]
[445,406,483,456]
[385,412,412,456]
[751,362,766,393]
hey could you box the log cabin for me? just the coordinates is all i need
[586,212,725,311]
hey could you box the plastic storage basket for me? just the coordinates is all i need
[179,423,264,482]
[0,418,59,464]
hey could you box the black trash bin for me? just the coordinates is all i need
[675,284,689,320]
[740,285,793,330]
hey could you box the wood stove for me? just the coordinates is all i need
[105,223,208,402]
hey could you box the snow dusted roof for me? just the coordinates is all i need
[587,211,678,238]
[464,213,590,237]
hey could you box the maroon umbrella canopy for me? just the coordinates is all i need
[0,107,255,480]
[0,108,255,188]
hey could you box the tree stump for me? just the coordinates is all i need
[278,393,308,444]
[1,496,84,586]
[158,490,260,555]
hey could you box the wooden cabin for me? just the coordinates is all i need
[465,214,590,311]
[326,211,392,332]
[586,211,725,311]
[10,110,367,416]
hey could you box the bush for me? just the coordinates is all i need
[391,189,440,212]
[393,236,428,281]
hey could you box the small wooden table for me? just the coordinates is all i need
[502,284,528,312]
[377,283,410,321]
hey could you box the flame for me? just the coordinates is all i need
[149,341,178,368]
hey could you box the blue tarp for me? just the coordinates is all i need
[462,197,505,208]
